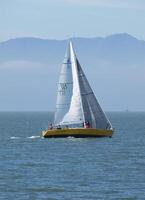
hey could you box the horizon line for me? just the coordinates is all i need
[0,110,145,112]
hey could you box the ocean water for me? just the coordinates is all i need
[0,112,145,200]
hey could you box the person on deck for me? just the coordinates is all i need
[48,123,53,130]
[84,121,91,128]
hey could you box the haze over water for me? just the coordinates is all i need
[0,111,145,199]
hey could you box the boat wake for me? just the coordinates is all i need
[10,136,20,139]
[66,136,85,142]
[67,136,75,139]
[10,136,41,140]
[27,136,41,139]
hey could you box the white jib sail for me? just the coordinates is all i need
[59,42,84,126]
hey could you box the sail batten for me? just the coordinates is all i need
[54,41,112,130]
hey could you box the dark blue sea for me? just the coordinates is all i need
[0,112,145,200]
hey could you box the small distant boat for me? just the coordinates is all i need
[42,41,113,138]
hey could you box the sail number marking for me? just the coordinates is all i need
[59,83,68,95]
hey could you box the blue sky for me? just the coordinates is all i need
[0,0,145,41]
[0,0,145,111]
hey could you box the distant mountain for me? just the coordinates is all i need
[0,33,145,111]
[0,33,145,65]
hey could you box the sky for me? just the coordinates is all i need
[0,0,145,41]
[0,0,145,112]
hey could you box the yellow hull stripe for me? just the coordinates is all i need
[42,128,113,138]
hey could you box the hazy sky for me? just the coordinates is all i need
[0,0,145,41]
[0,0,145,112]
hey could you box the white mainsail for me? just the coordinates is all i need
[54,43,73,125]
[54,41,112,130]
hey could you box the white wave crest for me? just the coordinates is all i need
[27,136,40,139]
[10,136,20,139]
[67,136,75,139]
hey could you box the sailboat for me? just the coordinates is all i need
[42,41,113,138]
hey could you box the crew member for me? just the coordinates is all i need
[84,121,91,128]
[49,123,53,130]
